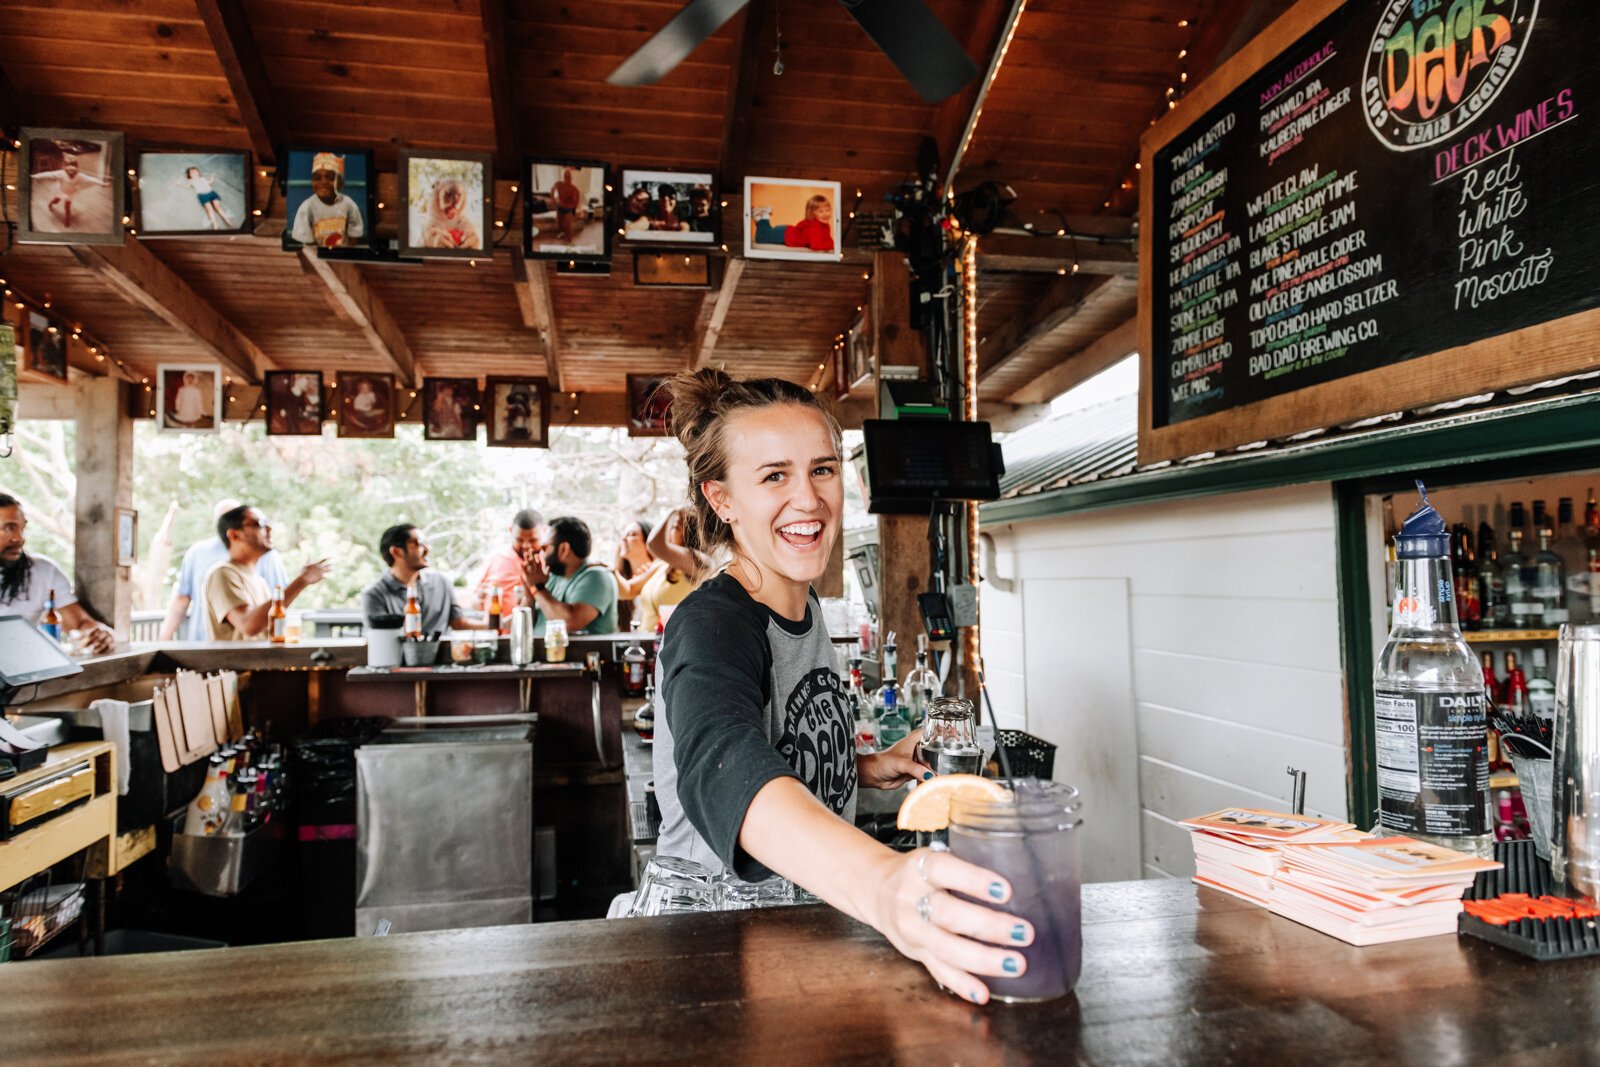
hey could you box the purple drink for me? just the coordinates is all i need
[949,779,1082,1003]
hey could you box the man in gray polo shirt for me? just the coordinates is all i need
[359,524,488,635]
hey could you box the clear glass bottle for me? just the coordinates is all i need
[903,634,941,731]
[1477,520,1505,628]
[1533,526,1568,626]
[1501,529,1537,629]
[1373,482,1492,857]
[846,658,878,753]
[1526,646,1556,724]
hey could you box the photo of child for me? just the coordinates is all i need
[157,364,220,433]
[525,158,609,261]
[485,376,549,448]
[399,152,492,260]
[337,372,394,438]
[18,129,125,246]
[284,148,372,251]
[264,371,325,436]
[618,169,716,246]
[745,177,842,262]
[136,151,250,236]
[423,377,481,440]
[26,311,68,383]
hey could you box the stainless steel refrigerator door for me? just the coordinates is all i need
[356,739,533,935]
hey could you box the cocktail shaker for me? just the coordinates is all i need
[1550,623,1600,896]
[509,606,536,666]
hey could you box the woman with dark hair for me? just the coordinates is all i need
[613,518,656,632]
[650,369,1029,1004]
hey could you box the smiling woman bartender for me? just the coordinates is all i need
[651,370,1031,1004]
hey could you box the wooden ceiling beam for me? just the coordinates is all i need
[694,257,746,370]
[931,0,1025,193]
[511,249,564,392]
[480,0,520,179]
[978,274,1110,383]
[975,229,1137,276]
[1004,315,1138,406]
[297,250,418,387]
[69,239,269,385]
[717,2,767,193]
[195,0,288,166]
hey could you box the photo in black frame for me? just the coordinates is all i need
[281,146,375,252]
[524,157,611,263]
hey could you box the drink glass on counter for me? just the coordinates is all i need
[449,633,477,666]
[285,611,303,644]
[920,696,983,776]
[545,619,569,663]
[630,856,718,916]
[949,780,1083,1003]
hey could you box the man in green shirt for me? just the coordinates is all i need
[524,516,618,635]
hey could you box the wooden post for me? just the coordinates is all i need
[73,377,133,635]
[870,251,930,677]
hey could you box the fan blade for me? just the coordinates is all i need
[608,0,753,87]
[841,0,979,103]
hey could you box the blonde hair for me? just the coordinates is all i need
[665,368,842,558]
[805,194,830,219]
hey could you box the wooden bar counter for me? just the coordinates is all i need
[8,880,1591,1063]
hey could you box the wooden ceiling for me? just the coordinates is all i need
[0,0,1292,421]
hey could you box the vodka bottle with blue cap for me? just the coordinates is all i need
[1373,481,1492,857]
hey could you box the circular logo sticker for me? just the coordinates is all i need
[1361,0,1537,151]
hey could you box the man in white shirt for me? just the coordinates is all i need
[0,492,116,652]
[158,498,288,641]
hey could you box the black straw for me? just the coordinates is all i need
[975,655,1017,792]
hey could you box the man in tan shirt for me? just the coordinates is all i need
[203,505,331,640]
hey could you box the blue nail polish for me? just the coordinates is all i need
[988,882,1005,900]
[1003,957,1020,975]
[922,771,934,781]
[969,991,983,1003]
[1010,924,1027,943]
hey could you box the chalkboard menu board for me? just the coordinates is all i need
[1139,0,1600,462]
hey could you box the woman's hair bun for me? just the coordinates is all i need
[665,368,732,446]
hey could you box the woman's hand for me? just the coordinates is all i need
[857,730,930,790]
[870,848,1031,1005]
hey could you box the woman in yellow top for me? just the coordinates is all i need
[639,508,709,632]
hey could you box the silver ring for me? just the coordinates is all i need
[918,851,933,883]
[916,893,932,923]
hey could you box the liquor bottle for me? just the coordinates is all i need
[269,584,288,643]
[183,755,233,836]
[1373,482,1491,857]
[221,791,250,837]
[903,634,941,730]
[622,621,648,698]
[1476,520,1504,628]
[1503,650,1532,720]
[1451,525,1481,631]
[1585,488,1599,539]
[874,634,906,746]
[1527,646,1556,724]
[487,588,502,634]
[1532,526,1568,626]
[1509,501,1528,543]
[1481,651,1502,705]
[1532,500,1549,538]
[39,588,60,642]
[847,658,878,754]
[1501,530,1537,629]
[403,582,423,638]
[1589,547,1600,622]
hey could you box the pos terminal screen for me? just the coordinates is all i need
[862,420,1001,511]
[0,615,83,689]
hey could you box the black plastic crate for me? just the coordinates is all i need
[993,730,1056,780]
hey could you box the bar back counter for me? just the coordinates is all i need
[4,636,642,931]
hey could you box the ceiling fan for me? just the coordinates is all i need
[607,0,979,104]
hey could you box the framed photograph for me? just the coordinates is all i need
[116,507,138,567]
[263,370,325,435]
[0,325,17,435]
[157,363,221,433]
[626,374,673,437]
[744,176,842,263]
[337,371,395,438]
[633,253,711,288]
[848,308,873,390]
[618,168,716,245]
[134,149,250,236]
[832,343,850,401]
[397,150,492,260]
[17,128,125,246]
[423,377,481,441]
[525,157,610,262]
[24,310,68,383]
[281,146,374,251]
[485,376,550,448]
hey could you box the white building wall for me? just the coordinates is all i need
[980,482,1346,882]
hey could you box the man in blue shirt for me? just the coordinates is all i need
[523,516,618,635]
[159,499,288,640]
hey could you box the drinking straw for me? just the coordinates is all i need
[974,655,1016,791]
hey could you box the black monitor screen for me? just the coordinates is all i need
[862,420,1000,511]
[0,615,83,690]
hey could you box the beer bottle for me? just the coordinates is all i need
[269,584,288,643]
[487,587,502,633]
[40,588,61,641]
[404,582,423,638]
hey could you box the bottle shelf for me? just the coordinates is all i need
[1465,630,1560,643]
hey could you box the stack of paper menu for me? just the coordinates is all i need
[1182,808,1501,946]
